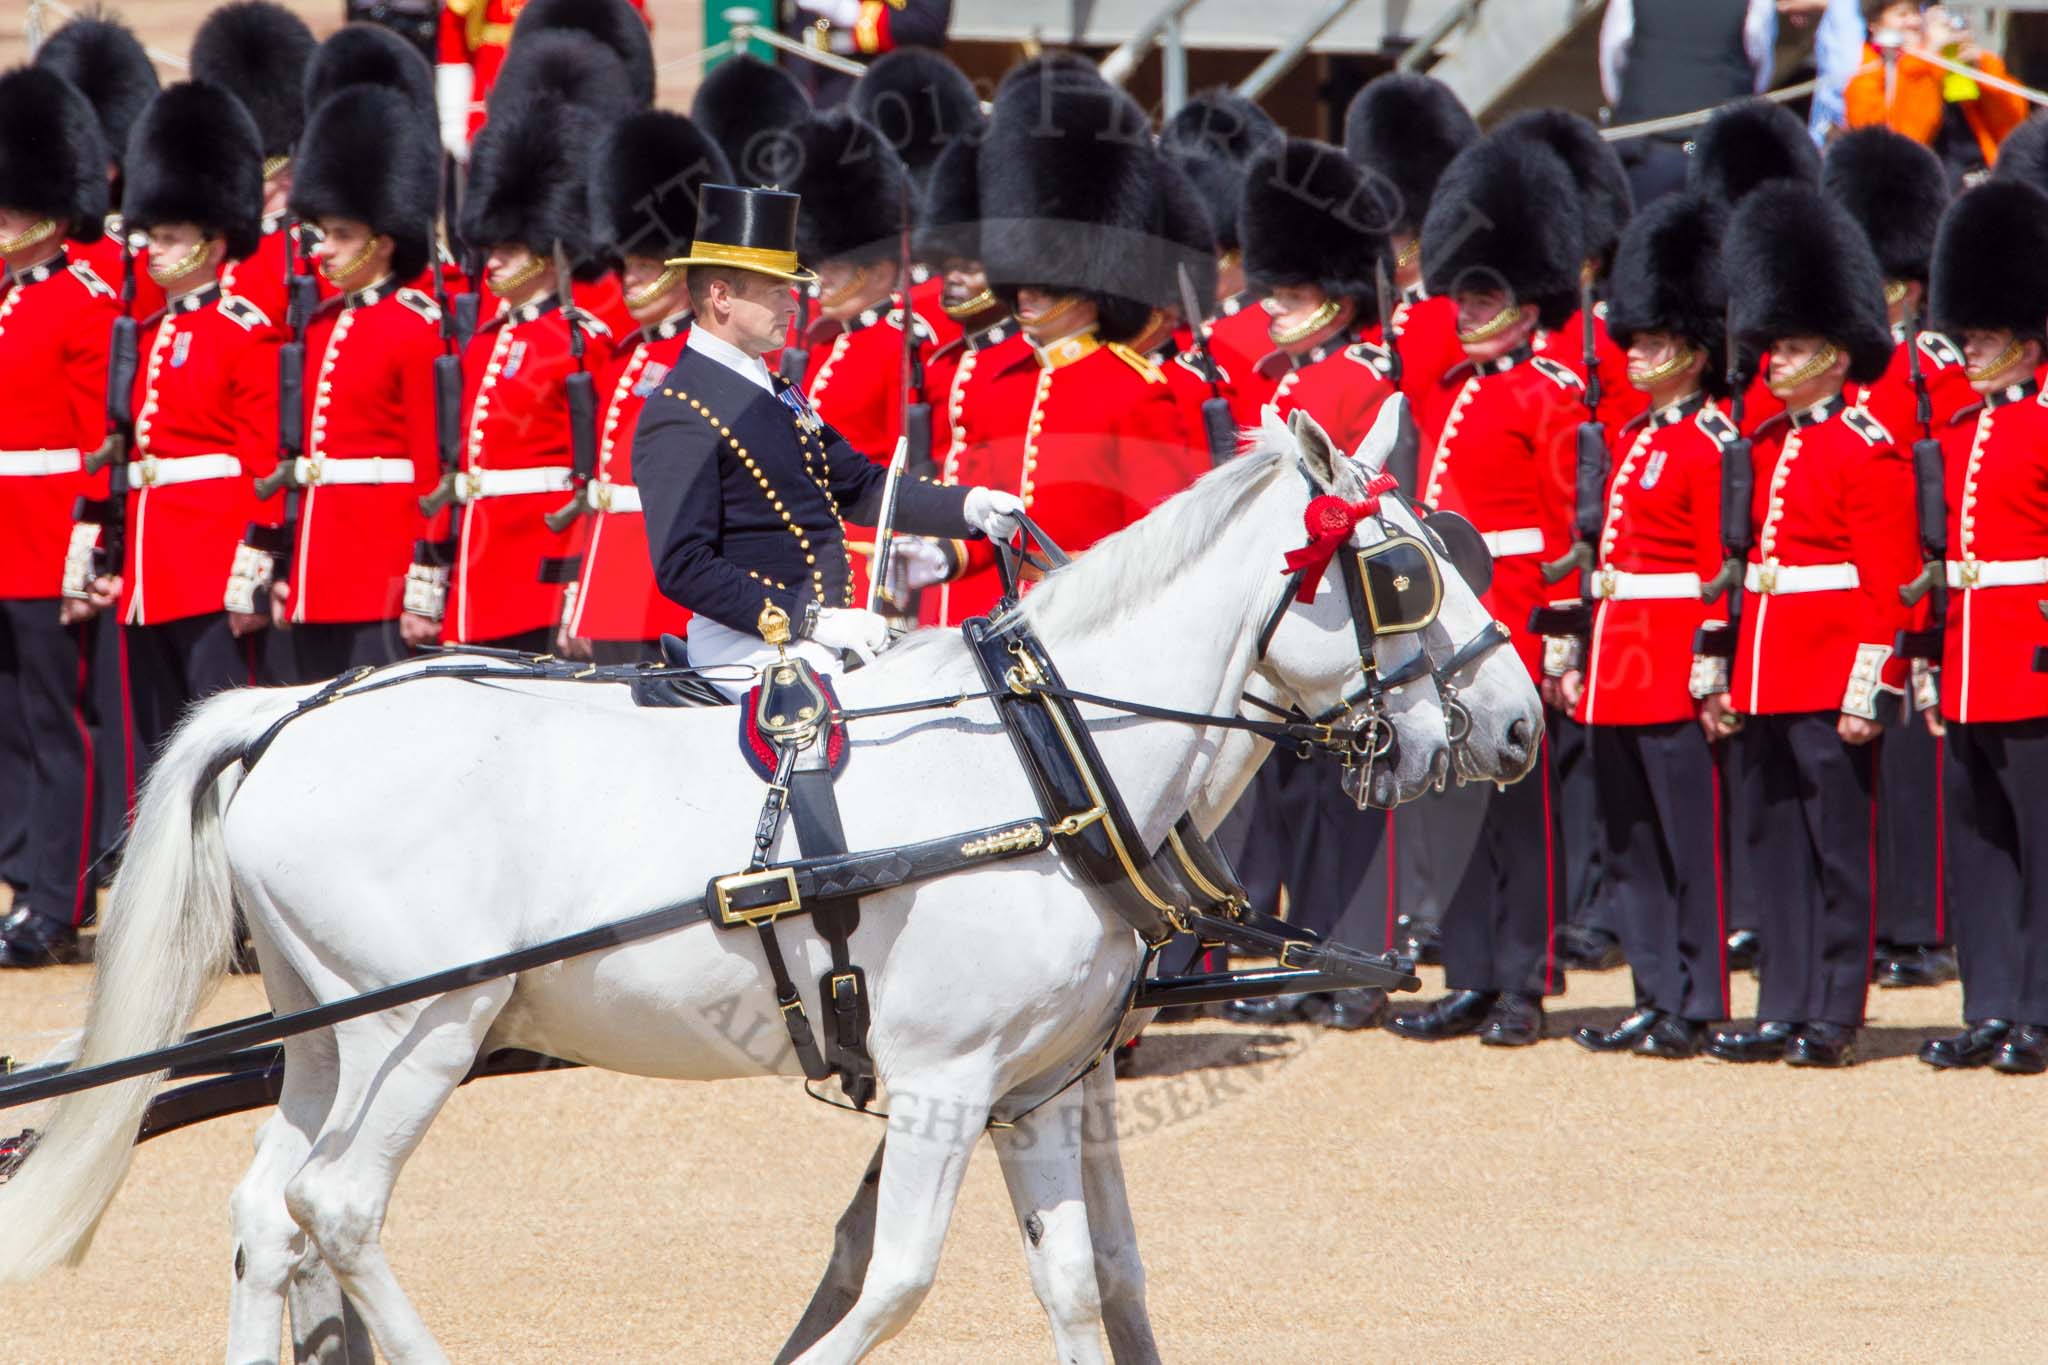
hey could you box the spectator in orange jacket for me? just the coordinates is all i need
[1845,3,2028,180]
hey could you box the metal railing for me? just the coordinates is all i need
[1098,0,1209,114]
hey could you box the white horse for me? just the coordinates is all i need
[0,405,1540,1363]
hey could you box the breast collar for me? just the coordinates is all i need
[1786,394,1846,429]
[7,249,69,287]
[168,282,223,315]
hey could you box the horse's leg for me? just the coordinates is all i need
[283,983,511,1365]
[775,1136,886,1364]
[991,1082,1108,1365]
[1076,1066,1158,1365]
[791,1077,992,1363]
[286,1256,374,1365]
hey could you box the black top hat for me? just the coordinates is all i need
[667,183,816,285]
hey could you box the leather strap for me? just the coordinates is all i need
[790,768,876,1108]
[749,744,830,1086]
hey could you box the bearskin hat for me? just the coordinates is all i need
[1133,155,1218,321]
[976,55,1163,341]
[1240,137,1392,304]
[121,81,264,260]
[486,29,638,124]
[1687,99,1819,211]
[1342,73,1477,236]
[304,22,435,122]
[1421,133,1584,330]
[1930,180,2048,342]
[35,13,158,182]
[1724,181,1892,383]
[1993,113,2048,193]
[509,0,654,110]
[1605,192,1730,397]
[772,108,911,268]
[1160,89,1282,256]
[915,131,980,265]
[1822,128,1949,284]
[189,1,316,163]
[1495,108,1632,266]
[288,86,435,282]
[690,55,811,189]
[462,39,617,277]
[0,67,110,243]
[852,48,982,191]
[590,109,731,262]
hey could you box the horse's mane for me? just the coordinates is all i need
[1017,443,1292,641]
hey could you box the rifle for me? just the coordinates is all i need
[542,242,600,533]
[251,222,320,501]
[73,236,141,592]
[1696,304,1755,679]
[1375,255,1420,491]
[1897,306,1948,623]
[421,162,475,518]
[1176,262,1239,467]
[1540,272,1609,591]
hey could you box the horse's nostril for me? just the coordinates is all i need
[1506,717,1531,755]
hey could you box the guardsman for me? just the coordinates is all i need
[1342,73,1477,449]
[68,83,282,786]
[1700,182,1919,1069]
[690,55,814,192]
[267,82,443,678]
[1127,160,1239,464]
[191,0,317,328]
[1238,139,1395,460]
[1388,132,1586,1048]
[410,37,619,652]
[558,109,731,665]
[1161,90,1285,426]
[1555,191,1735,1058]
[631,182,1022,688]
[35,12,166,320]
[940,59,1194,624]
[0,69,118,968]
[780,0,951,105]
[1823,126,1971,991]
[433,0,651,162]
[1917,181,2048,1073]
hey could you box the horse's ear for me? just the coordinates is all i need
[1351,393,1408,476]
[1288,407,1340,490]
[1258,402,1292,452]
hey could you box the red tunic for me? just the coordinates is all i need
[1534,304,1649,435]
[1417,351,1584,681]
[1265,339,1396,456]
[927,322,1034,627]
[1938,383,2048,723]
[1576,396,1732,726]
[1364,291,1465,453]
[119,286,282,626]
[219,221,335,329]
[1157,347,1243,459]
[446,296,610,643]
[566,319,695,643]
[68,225,166,321]
[1854,328,1974,450]
[943,332,1198,622]
[1205,291,1279,427]
[1730,398,1918,715]
[0,255,116,599]
[285,280,442,624]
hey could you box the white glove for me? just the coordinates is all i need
[806,606,892,662]
[435,63,475,165]
[888,536,953,594]
[963,486,1026,542]
[796,0,865,23]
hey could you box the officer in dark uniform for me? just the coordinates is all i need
[631,183,1020,691]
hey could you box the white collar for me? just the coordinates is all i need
[687,325,775,394]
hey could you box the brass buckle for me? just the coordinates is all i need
[1278,941,1317,970]
[457,470,483,504]
[713,867,802,926]
[136,457,159,487]
[1596,566,1617,600]
[1961,560,1982,589]
[592,480,614,513]
[1756,562,1778,594]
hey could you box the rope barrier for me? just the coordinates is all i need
[728,22,868,77]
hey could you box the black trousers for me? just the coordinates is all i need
[1591,721,1728,1021]
[86,609,129,884]
[0,599,95,926]
[1439,721,1566,997]
[1876,693,1946,949]
[591,639,660,666]
[285,620,409,682]
[124,613,258,786]
[1942,719,2048,1025]
[1393,776,1489,933]
[1730,712,1877,1027]
[1214,750,1390,954]
[1552,711,1617,937]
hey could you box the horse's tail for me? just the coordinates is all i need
[0,684,300,1281]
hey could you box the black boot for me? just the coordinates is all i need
[1478,992,1544,1047]
[1299,988,1387,1031]
[1725,930,1761,974]
[1389,989,1496,1042]
[1992,1026,2048,1075]
[1556,924,1624,972]
[1785,1021,1857,1068]
[0,906,80,968]
[1633,1015,1708,1060]
[1572,1008,1662,1053]
[1705,1019,1795,1063]
[1920,1020,2009,1069]
[1874,945,1959,989]
[1221,993,1312,1025]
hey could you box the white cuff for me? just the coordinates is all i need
[1841,642,1893,721]
[435,63,475,163]
[1541,635,1583,678]
[223,542,276,615]
[61,522,102,600]
[1689,654,1731,700]
[1911,658,1940,713]
[404,561,449,621]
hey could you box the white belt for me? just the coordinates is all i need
[1947,557,2048,589]
[1480,527,1544,558]
[1744,561,1859,595]
[1591,568,1702,601]
[0,448,83,476]
[453,466,575,503]
[124,453,243,488]
[588,478,642,514]
[292,455,416,487]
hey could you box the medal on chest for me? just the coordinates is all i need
[1639,449,1668,490]
[633,361,668,397]
[504,338,528,378]
[170,331,193,368]
[779,385,823,434]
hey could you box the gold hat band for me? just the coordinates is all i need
[665,240,813,281]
